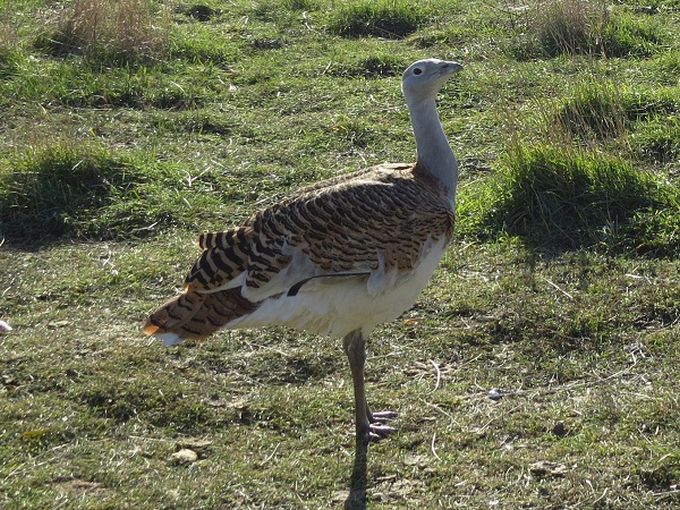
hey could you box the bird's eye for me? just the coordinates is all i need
[413,68,422,75]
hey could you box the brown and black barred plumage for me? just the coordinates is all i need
[144,163,454,341]
[144,58,463,443]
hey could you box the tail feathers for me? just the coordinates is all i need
[144,288,258,341]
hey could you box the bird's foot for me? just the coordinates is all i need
[368,423,396,442]
[358,410,398,443]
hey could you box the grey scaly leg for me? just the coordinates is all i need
[343,330,396,442]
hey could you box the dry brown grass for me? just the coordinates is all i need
[47,0,168,60]
[531,0,608,56]
[0,9,18,50]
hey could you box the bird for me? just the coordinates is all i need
[144,58,463,443]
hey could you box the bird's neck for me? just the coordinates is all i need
[407,96,458,200]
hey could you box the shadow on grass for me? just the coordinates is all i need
[0,145,142,248]
[0,144,224,249]
[344,438,369,510]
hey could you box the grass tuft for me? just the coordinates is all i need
[0,15,19,79]
[599,12,662,57]
[553,82,627,140]
[330,53,407,78]
[0,47,21,80]
[168,25,239,66]
[459,144,678,254]
[552,82,680,142]
[630,117,680,162]
[624,206,680,257]
[151,109,238,135]
[0,144,146,242]
[2,60,224,109]
[652,50,680,81]
[34,0,168,64]
[515,0,662,59]
[176,4,221,22]
[534,0,598,56]
[0,143,229,244]
[328,0,428,39]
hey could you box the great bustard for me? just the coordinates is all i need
[144,58,463,443]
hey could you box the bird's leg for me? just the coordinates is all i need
[344,330,395,443]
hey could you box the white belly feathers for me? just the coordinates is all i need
[228,237,448,337]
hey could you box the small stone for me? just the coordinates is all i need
[529,460,568,478]
[2,374,17,386]
[0,320,11,333]
[332,490,349,503]
[488,388,503,401]
[176,438,212,456]
[55,478,104,493]
[553,421,566,437]
[48,320,70,329]
[403,454,427,466]
[170,448,198,464]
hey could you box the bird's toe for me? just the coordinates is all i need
[358,423,396,443]
[369,410,398,424]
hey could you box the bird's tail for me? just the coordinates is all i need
[143,288,257,345]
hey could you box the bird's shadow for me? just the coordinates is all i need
[344,438,369,510]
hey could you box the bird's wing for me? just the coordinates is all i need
[184,164,454,301]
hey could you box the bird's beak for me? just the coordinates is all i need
[439,61,463,76]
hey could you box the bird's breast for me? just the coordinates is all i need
[228,236,449,337]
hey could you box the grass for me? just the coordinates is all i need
[1,0,679,509]
[329,53,408,78]
[514,0,663,58]
[631,117,680,162]
[328,0,429,38]
[0,60,226,109]
[34,0,169,64]
[0,143,237,243]
[549,82,680,146]
[458,144,679,255]
[553,82,629,140]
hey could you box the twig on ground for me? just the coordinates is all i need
[430,432,441,461]
[260,443,280,466]
[542,276,574,300]
[429,359,441,391]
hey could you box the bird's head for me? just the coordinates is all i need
[401,58,463,104]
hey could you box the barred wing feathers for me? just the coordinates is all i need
[144,163,454,340]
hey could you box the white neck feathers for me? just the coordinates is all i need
[407,96,458,200]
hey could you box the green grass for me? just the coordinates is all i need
[551,82,680,145]
[329,53,408,78]
[458,144,679,255]
[513,0,664,59]
[0,59,227,109]
[328,0,429,38]
[1,0,679,508]
[631,116,680,162]
[33,0,169,65]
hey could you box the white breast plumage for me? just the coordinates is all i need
[229,237,448,337]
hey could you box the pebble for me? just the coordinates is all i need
[176,438,212,456]
[170,448,198,465]
[0,320,11,333]
[553,421,566,437]
[48,320,71,329]
[488,388,503,401]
